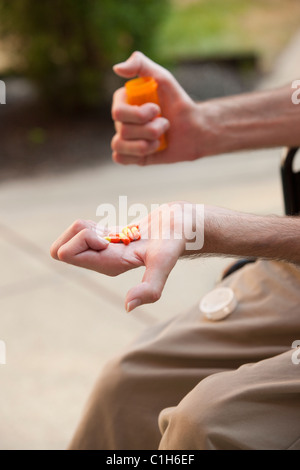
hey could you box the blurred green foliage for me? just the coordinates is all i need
[0,0,169,110]
[158,0,300,67]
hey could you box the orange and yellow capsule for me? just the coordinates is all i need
[122,226,135,241]
[104,234,121,243]
[130,226,141,240]
[119,232,131,245]
[104,224,141,245]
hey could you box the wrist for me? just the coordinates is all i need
[192,101,229,158]
[182,204,237,257]
[193,86,300,158]
[177,202,208,256]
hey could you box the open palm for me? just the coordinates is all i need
[51,203,187,312]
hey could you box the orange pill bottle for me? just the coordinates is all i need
[125,77,167,152]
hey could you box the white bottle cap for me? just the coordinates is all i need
[199,287,237,321]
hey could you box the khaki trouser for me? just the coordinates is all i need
[69,260,300,450]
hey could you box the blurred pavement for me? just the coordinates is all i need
[0,31,300,449]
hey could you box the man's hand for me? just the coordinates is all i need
[50,203,188,312]
[112,52,300,165]
[111,51,210,166]
[50,200,300,313]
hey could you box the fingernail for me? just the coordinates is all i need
[113,61,126,69]
[96,231,108,240]
[126,299,142,313]
[99,236,110,245]
[162,118,170,131]
[150,104,160,117]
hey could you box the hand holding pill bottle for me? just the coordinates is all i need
[125,77,167,152]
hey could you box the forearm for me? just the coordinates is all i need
[185,205,300,265]
[197,84,300,157]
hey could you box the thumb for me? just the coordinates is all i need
[113,51,190,105]
[125,250,178,312]
[113,51,167,81]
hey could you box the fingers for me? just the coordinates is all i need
[56,228,109,265]
[112,87,160,124]
[113,50,168,81]
[111,114,169,158]
[111,87,170,160]
[112,150,168,166]
[51,222,143,277]
[118,117,169,141]
[50,219,93,260]
[111,135,161,158]
[111,52,193,166]
[50,219,106,260]
[125,244,178,312]
[111,56,172,163]
[113,51,185,103]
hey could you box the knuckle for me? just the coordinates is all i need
[80,227,90,237]
[108,271,119,278]
[72,219,86,232]
[111,134,119,150]
[50,244,57,260]
[112,134,124,153]
[111,108,117,122]
[120,125,130,140]
[132,50,143,60]
[150,288,161,303]
[163,69,174,83]
[148,125,161,140]
[57,246,69,262]
[114,121,121,133]
[137,141,148,156]
[111,107,121,122]
[136,107,149,124]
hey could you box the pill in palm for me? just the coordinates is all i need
[105,225,141,245]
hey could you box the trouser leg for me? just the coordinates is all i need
[69,260,300,450]
[159,349,300,450]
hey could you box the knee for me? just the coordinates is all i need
[159,378,234,450]
[158,402,216,450]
